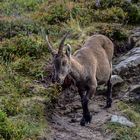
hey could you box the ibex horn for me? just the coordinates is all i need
[46,35,55,56]
[58,32,70,55]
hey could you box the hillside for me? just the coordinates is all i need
[0,0,140,140]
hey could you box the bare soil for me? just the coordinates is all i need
[46,88,120,140]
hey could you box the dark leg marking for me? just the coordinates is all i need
[80,95,92,126]
[105,76,112,108]
[78,88,92,126]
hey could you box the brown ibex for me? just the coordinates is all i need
[46,33,114,126]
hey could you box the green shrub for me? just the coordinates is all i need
[0,109,24,140]
[125,4,140,24]
[1,96,22,116]
[96,24,128,41]
[45,4,69,25]
[100,0,130,9]
[0,18,40,40]
[0,0,47,16]
[93,7,127,23]
[0,35,48,63]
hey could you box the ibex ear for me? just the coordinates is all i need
[65,44,71,58]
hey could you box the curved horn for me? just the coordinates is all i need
[46,35,55,55]
[58,32,69,55]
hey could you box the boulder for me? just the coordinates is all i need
[113,47,140,78]
[111,75,124,86]
[111,115,135,127]
[123,85,140,102]
[128,28,140,48]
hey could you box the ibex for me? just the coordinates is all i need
[46,33,114,126]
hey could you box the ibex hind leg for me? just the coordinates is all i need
[105,75,112,108]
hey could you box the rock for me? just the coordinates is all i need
[113,47,140,78]
[111,115,135,127]
[111,75,124,86]
[130,85,140,94]
[123,85,140,101]
[129,28,140,48]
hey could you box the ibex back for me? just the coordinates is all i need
[46,33,114,126]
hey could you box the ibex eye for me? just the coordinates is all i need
[62,61,67,66]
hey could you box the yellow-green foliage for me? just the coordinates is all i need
[93,7,127,23]
[0,109,25,140]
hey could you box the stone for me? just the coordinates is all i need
[130,85,140,94]
[111,115,135,127]
[111,75,124,86]
[113,47,140,78]
[129,28,140,48]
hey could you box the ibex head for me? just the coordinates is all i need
[46,33,72,84]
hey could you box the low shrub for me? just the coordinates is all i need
[93,7,127,23]
[1,96,22,116]
[0,35,48,63]
[0,109,24,140]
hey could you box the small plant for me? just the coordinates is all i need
[126,4,140,24]
[0,109,24,140]
[1,96,22,116]
[93,7,127,23]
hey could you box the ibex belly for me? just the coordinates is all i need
[96,59,111,84]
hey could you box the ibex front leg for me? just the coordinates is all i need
[105,76,112,108]
[79,84,96,126]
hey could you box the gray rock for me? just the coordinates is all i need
[111,115,135,127]
[123,85,140,101]
[130,85,140,94]
[113,47,140,77]
[129,28,140,48]
[111,75,124,86]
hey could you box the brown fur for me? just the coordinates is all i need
[70,35,114,96]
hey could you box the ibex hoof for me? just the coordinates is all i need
[80,117,86,126]
[104,102,112,108]
[104,99,112,108]
[80,115,92,126]
[85,114,92,123]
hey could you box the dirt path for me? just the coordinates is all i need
[47,89,120,140]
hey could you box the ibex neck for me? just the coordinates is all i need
[70,56,84,81]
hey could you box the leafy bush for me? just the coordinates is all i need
[0,18,40,40]
[45,4,69,25]
[0,35,48,63]
[96,24,128,41]
[93,7,127,23]
[100,0,130,9]
[0,109,24,140]
[1,96,22,116]
[125,4,140,24]
[0,0,47,16]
